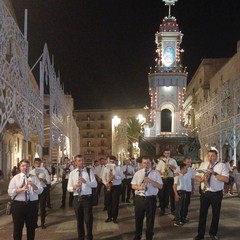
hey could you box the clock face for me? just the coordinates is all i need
[162,47,175,67]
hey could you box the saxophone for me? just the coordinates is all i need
[202,163,212,193]
[163,158,169,178]
[106,169,113,191]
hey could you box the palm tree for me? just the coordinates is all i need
[127,117,144,157]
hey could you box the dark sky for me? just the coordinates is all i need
[11,0,240,109]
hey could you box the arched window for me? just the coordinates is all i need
[161,109,172,132]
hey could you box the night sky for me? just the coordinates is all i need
[11,0,240,109]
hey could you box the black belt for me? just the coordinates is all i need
[136,195,156,199]
[204,190,223,194]
[13,200,38,204]
[177,190,186,194]
[74,195,91,198]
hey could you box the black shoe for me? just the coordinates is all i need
[160,209,165,215]
[60,205,65,209]
[126,200,131,203]
[193,235,204,240]
[182,218,189,223]
[35,224,39,229]
[210,235,219,240]
[41,224,46,229]
[171,211,175,215]
[105,218,112,223]
[113,219,118,224]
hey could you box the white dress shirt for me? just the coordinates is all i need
[94,165,105,179]
[67,167,97,196]
[102,164,124,186]
[122,164,135,179]
[156,157,178,178]
[8,172,43,201]
[174,173,187,191]
[131,168,163,196]
[196,161,229,192]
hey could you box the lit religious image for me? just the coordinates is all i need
[162,46,175,67]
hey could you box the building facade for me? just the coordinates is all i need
[183,42,240,164]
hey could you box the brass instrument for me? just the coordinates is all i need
[163,158,170,178]
[106,169,113,191]
[202,164,212,193]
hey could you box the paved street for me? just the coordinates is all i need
[0,183,239,240]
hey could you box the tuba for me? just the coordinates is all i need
[106,169,113,191]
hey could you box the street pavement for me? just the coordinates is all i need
[0,183,240,240]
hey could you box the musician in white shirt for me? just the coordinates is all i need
[102,156,124,223]
[132,156,163,240]
[31,158,51,229]
[156,149,178,215]
[67,155,97,240]
[121,159,135,203]
[194,149,229,240]
[8,159,43,240]
[94,157,107,210]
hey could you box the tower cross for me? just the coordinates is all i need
[162,0,178,17]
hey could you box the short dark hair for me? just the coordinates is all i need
[19,159,30,166]
[179,162,187,170]
[74,154,83,159]
[34,158,41,162]
[208,149,218,155]
[109,156,117,161]
[183,156,191,162]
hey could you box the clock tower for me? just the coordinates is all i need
[143,0,198,160]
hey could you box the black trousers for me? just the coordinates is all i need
[134,195,157,240]
[197,191,223,237]
[12,200,38,240]
[62,179,74,206]
[39,187,47,225]
[159,177,175,212]
[175,190,186,223]
[105,184,121,220]
[121,178,132,201]
[184,191,192,218]
[46,184,51,208]
[73,196,93,240]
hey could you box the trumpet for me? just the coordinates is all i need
[106,169,113,192]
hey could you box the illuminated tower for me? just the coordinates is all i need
[145,0,187,137]
[143,0,197,160]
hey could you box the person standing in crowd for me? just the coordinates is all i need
[173,162,188,227]
[67,154,97,240]
[194,149,229,240]
[94,157,107,210]
[182,156,195,222]
[42,158,52,209]
[156,148,178,215]
[8,159,43,240]
[11,165,20,177]
[131,156,163,240]
[60,157,74,208]
[121,158,135,203]
[31,158,51,229]
[102,155,123,224]
[233,161,240,197]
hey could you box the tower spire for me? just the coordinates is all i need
[162,0,178,17]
